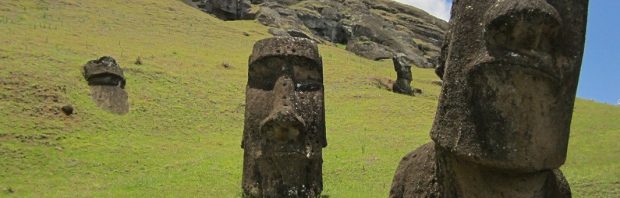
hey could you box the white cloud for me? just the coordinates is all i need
[392,0,452,21]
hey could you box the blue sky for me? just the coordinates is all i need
[579,2,620,105]
[395,0,619,105]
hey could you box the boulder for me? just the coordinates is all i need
[194,0,254,20]
[346,38,392,61]
[257,7,281,26]
[61,105,74,116]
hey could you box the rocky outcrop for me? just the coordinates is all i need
[187,0,448,68]
[346,37,392,61]
[185,0,255,20]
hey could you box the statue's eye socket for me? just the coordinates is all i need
[295,80,322,92]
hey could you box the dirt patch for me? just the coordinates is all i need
[0,132,64,147]
[369,77,394,91]
[0,71,70,118]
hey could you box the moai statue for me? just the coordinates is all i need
[392,53,414,95]
[390,0,588,197]
[434,28,451,80]
[242,37,326,197]
[83,56,129,114]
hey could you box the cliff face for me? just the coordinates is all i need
[186,0,448,68]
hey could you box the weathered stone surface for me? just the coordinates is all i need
[389,143,441,198]
[268,28,321,43]
[189,0,254,20]
[391,0,588,197]
[257,7,281,26]
[391,144,572,198]
[392,54,414,95]
[89,85,129,115]
[432,0,589,171]
[187,0,448,68]
[83,56,129,115]
[242,37,326,197]
[83,56,125,88]
[268,27,289,37]
[346,38,392,61]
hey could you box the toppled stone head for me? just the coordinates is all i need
[431,0,589,171]
[83,56,126,88]
[242,37,326,197]
[83,56,129,115]
[392,53,414,95]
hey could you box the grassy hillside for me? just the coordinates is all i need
[0,0,618,197]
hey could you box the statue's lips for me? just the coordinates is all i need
[259,110,306,142]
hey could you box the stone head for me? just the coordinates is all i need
[431,0,588,171]
[242,37,325,196]
[243,37,326,158]
[83,56,129,115]
[393,53,412,81]
[83,56,126,88]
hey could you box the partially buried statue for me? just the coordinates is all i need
[83,56,129,114]
[390,0,588,197]
[392,53,415,96]
[242,37,326,197]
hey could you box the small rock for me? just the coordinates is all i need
[221,63,233,69]
[61,105,74,115]
[414,88,423,95]
[243,32,250,36]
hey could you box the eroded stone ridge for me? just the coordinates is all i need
[187,0,254,20]
[242,37,326,197]
[187,0,448,68]
[83,56,129,115]
[390,0,589,197]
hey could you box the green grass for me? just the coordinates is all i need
[0,0,618,197]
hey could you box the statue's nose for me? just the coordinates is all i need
[273,75,295,109]
[484,0,562,53]
[259,76,306,142]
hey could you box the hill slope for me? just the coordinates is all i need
[0,0,618,197]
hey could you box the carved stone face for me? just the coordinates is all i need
[242,37,325,197]
[392,54,414,95]
[83,56,129,115]
[431,0,588,171]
